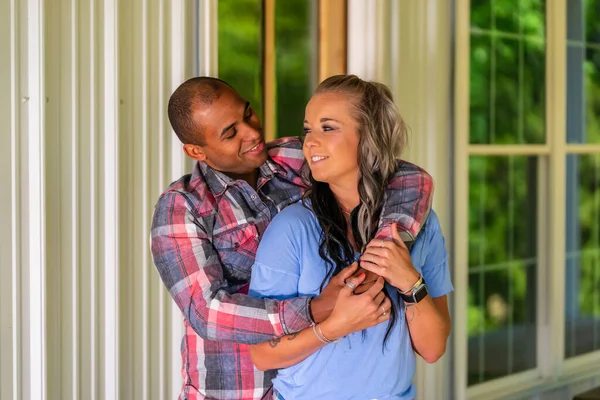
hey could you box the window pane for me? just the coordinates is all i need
[468,156,538,385]
[567,0,600,144]
[275,0,316,138]
[585,1,600,45]
[565,154,600,358]
[471,0,492,31]
[469,1,546,144]
[218,0,263,121]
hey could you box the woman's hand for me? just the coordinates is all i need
[319,274,391,341]
[359,222,421,292]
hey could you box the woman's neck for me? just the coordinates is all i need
[329,182,360,215]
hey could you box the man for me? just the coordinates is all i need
[151,77,433,400]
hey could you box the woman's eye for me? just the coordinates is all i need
[322,125,335,131]
[303,127,311,134]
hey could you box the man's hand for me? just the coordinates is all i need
[309,262,361,323]
[353,267,380,295]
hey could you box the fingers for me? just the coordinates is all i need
[353,280,374,295]
[376,298,393,323]
[365,238,394,252]
[337,262,359,282]
[358,261,386,278]
[341,272,366,296]
[350,266,367,281]
[360,248,389,265]
[362,276,385,299]
[373,291,386,306]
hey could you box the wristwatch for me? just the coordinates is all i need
[399,278,428,304]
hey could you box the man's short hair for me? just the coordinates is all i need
[168,77,232,145]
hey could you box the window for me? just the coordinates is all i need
[456,0,600,397]
[565,0,600,359]
[217,0,345,140]
[467,0,545,385]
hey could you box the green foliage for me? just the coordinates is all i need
[218,0,315,138]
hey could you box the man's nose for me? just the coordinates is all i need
[241,122,262,140]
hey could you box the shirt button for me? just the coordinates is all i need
[251,194,257,200]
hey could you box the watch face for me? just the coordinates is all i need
[402,284,428,303]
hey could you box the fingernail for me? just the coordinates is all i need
[358,272,365,279]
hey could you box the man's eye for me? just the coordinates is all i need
[226,128,238,139]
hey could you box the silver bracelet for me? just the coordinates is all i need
[317,323,338,344]
[312,323,329,344]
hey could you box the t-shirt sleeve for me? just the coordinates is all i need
[249,206,304,300]
[420,211,454,298]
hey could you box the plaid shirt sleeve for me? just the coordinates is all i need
[150,192,313,344]
[374,160,434,243]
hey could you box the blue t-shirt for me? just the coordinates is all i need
[249,202,453,400]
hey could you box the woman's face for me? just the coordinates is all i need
[303,92,360,187]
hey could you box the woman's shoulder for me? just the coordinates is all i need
[275,200,314,222]
[266,200,316,235]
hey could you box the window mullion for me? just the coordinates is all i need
[453,0,471,398]
[262,0,275,141]
[543,0,567,380]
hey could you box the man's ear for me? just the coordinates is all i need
[183,144,207,162]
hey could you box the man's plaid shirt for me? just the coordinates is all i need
[150,137,433,400]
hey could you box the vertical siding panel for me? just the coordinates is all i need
[21,0,47,398]
[140,0,150,397]
[76,0,95,398]
[101,0,120,398]
[69,0,80,397]
[0,0,17,398]
[116,0,133,397]
[148,0,163,397]
[43,0,61,395]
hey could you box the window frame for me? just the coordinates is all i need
[454,0,600,399]
[215,0,347,141]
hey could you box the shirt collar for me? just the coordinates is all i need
[195,157,287,197]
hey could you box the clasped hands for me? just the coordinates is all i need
[310,223,420,340]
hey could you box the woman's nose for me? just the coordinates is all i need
[303,133,319,147]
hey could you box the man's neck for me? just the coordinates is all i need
[227,168,259,190]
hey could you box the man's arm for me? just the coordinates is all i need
[376,160,434,243]
[150,192,313,344]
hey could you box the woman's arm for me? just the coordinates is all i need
[404,295,451,362]
[250,274,391,370]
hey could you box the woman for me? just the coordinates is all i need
[248,75,453,400]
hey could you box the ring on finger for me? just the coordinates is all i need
[345,281,356,290]
[381,306,387,316]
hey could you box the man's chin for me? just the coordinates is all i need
[247,150,268,165]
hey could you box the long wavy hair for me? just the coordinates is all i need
[302,74,408,346]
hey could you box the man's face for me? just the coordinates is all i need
[185,87,268,177]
